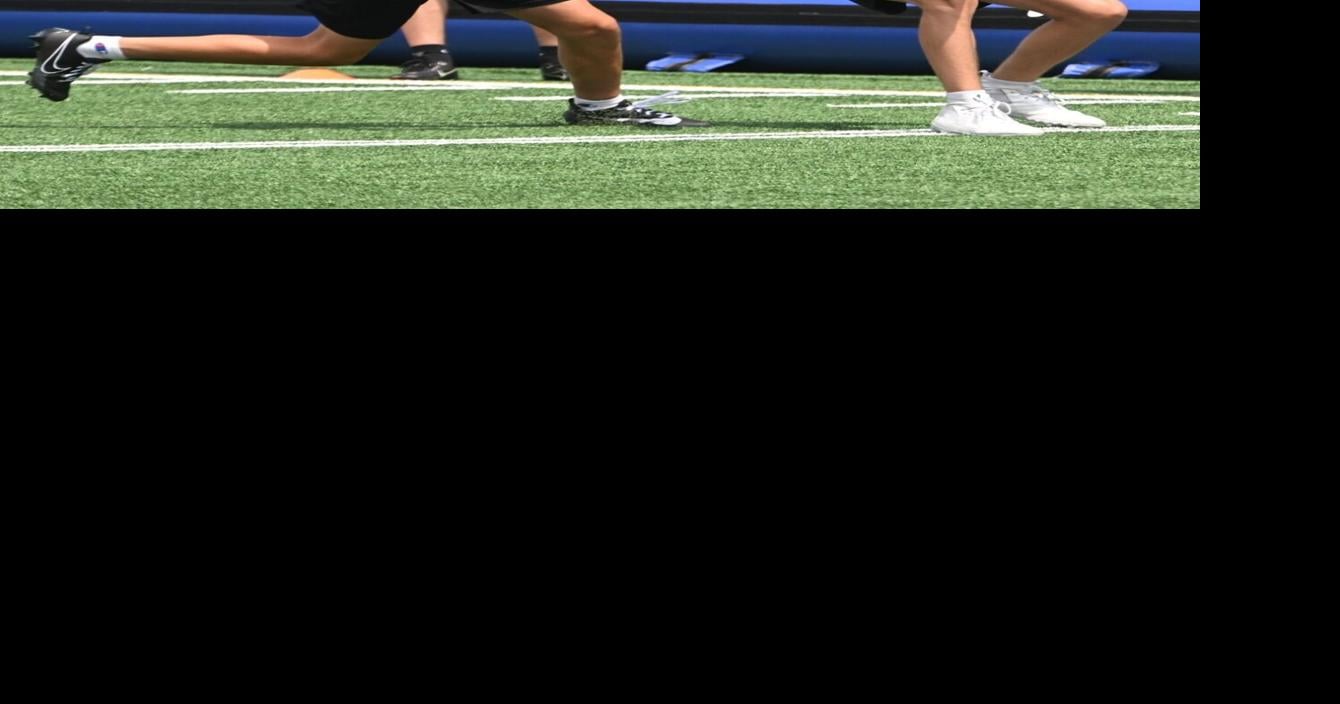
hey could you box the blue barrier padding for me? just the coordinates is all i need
[0,5,1200,79]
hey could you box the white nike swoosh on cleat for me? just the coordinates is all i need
[39,33,81,74]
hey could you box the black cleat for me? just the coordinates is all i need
[539,57,569,82]
[563,92,710,128]
[27,27,109,102]
[392,51,459,80]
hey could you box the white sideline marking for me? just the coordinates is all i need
[827,99,1172,108]
[163,84,1201,102]
[0,70,553,86]
[496,92,864,101]
[171,85,518,94]
[1179,112,1201,116]
[0,70,1200,101]
[164,85,952,97]
[0,124,1199,154]
[2,78,280,86]
[828,102,961,108]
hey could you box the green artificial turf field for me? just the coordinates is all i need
[0,59,1200,208]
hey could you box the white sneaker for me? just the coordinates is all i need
[981,71,1107,128]
[930,92,1045,136]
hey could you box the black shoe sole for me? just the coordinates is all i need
[391,71,460,81]
[28,31,46,95]
[24,77,68,102]
[28,29,78,101]
[563,116,711,129]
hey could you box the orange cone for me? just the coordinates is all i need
[280,68,355,80]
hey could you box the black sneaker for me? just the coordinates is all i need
[563,93,709,128]
[539,58,569,82]
[393,51,458,80]
[27,27,109,102]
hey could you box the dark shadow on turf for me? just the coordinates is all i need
[212,121,549,130]
[0,120,929,132]
[215,121,908,130]
[0,122,512,130]
[666,120,929,129]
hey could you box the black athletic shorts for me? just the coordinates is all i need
[298,0,572,40]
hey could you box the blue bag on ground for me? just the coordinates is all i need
[1061,60,1161,78]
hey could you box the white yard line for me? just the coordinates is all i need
[827,98,1174,108]
[163,84,1200,101]
[0,124,1200,154]
[0,70,1200,101]
[497,92,868,101]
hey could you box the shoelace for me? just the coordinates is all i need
[966,93,1013,120]
[401,55,449,71]
[632,91,689,109]
[629,91,690,115]
[1013,84,1066,107]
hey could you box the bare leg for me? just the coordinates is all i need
[991,0,1128,81]
[507,0,619,99]
[120,25,379,66]
[531,26,559,48]
[917,0,982,93]
[402,0,448,46]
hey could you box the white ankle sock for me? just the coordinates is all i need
[77,36,125,60]
[946,90,990,105]
[983,73,1034,88]
[575,95,623,111]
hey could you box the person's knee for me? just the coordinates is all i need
[314,43,371,65]
[918,0,975,21]
[558,13,621,43]
[1074,1,1128,27]
[1099,1,1129,26]
[303,31,373,65]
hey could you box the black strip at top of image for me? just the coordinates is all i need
[0,1,1201,33]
